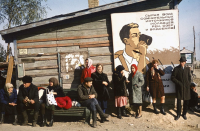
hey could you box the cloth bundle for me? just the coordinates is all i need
[55,96,72,109]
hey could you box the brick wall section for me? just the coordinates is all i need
[88,0,99,8]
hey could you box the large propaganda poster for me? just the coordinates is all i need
[111,10,180,93]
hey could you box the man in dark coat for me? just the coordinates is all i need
[171,56,191,120]
[77,77,109,128]
[18,75,39,127]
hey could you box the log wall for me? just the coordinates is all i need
[15,3,170,88]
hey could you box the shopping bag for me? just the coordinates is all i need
[46,89,57,106]
[143,92,153,104]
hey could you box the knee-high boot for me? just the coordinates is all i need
[21,111,28,126]
[32,112,39,127]
[117,107,122,119]
[41,115,47,127]
[92,110,97,128]
[160,103,166,115]
[153,103,159,114]
[96,104,109,119]
[121,106,129,117]
[0,114,4,124]
[48,113,54,127]
[13,115,18,125]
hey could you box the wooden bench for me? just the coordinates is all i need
[25,88,90,124]
[53,88,90,124]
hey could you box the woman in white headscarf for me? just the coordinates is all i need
[80,58,96,83]
[0,83,18,125]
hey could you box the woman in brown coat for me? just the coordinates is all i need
[146,59,166,115]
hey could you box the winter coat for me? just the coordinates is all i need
[18,83,39,103]
[146,68,165,98]
[91,72,110,101]
[127,71,144,104]
[77,84,97,102]
[189,88,199,107]
[80,65,96,83]
[171,65,191,100]
[0,88,17,104]
[112,72,128,97]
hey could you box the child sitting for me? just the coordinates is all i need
[189,82,200,113]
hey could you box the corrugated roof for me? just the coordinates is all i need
[0,0,146,36]
[0,0,182,41]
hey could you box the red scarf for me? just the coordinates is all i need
[131,64,138,78]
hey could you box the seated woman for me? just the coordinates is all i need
[189,82,200,112]
[40,77,65,127]
[0,83,17,125]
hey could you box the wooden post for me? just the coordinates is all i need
[5,56,14,84]
[6,43,10,62]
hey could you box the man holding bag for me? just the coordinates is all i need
[18,75,39,127]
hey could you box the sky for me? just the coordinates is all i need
[0,0,200,60]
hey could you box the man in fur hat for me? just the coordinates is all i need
[18,75,39,127]
[77,77,109,128]
[171,56,191,120]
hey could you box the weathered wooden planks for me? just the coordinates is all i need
[25,65,58,71]
[88,47,113,55]
[25,69,58,76]
[17,34,110,44]
[17,40,111,49]
[24,60,58,68]
[5,56,14,84]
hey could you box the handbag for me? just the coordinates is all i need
[143,91,153,103]
[72,100,81,107]
[46,89,57,106]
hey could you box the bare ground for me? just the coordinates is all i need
[1,79,200,131]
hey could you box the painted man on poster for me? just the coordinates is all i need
[114,23,152,74]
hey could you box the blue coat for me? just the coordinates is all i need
[0,88,17,104]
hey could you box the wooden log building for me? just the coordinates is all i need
[0,0,182,89]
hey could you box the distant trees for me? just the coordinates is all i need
[0,0,49,29]
[0,43,6,62]
[0,0,49,61]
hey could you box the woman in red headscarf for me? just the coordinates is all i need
[127,64,144,118]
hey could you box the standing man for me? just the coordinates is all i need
[77,77,109,128]
[18,75,39,127]
[171,56,191,120]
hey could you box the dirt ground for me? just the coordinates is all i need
[1,79,200,131]
[1,104,200,131]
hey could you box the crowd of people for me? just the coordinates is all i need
[0,56,199,128]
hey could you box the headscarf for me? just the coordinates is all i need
[49,77,59,87]
[115,65,125,78]
[4,83,13,96]
[80,58,96,83]
[131,64,138,78]
[87,58,93,68]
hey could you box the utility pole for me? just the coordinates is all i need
[193,26,196,70]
